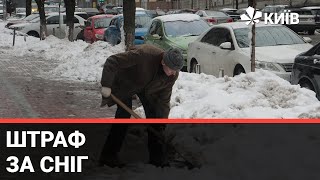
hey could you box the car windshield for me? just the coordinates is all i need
[311,9,320,15]
[164,20,210,37]
[24,14,39,21]
[135,15,152,28]
[205,11,227,17]
[30,17,41,23]
[94,18,112,29]
[234,26,305,48]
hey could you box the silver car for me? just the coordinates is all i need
[195,10,233,25]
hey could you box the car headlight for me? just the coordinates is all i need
[95,34,104,40]
[255,61,281,72]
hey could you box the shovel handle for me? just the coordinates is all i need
[110,94,142,119]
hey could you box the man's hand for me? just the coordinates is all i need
[101,87,111,98]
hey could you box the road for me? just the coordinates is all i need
[0,51,148,180]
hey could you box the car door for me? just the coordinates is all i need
[144,20,158,46]
[73,16,83,40]
[308,45,320,98]
[145,20,164,48]
[314,47,320,99]
[295,44,320,97]
[106,17,121,45]
[46,15,60,37]
[212,28,236,77]
[196,28,221,76]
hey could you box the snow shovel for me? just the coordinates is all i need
[110,93,201,169]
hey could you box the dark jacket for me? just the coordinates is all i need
[100,44,179,118]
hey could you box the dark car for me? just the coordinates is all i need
[279,8,317,35]
[301,7,320,29]
[104,12,152,45]
[291,42,320,100]
[224,11,241,21]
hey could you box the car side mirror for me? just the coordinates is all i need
[219,42,232,50]
[303,37,312,43]
[152,34,161,40]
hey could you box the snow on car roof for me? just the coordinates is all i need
[155,14,200,22]
[218,21,281,29]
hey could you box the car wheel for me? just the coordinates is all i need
[233,66,245,76]
[190,60,198,73]
[299,80,315,91]
[308,30,315,35]
[27,31,39,38]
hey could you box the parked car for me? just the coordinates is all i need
[195,10,233,25]
[220,8,237,12]
[261,5,287,14]
[7,12,26,20]
[145,14,210,71]
[6,13,40,28]
[223,11,241,21]
[112,6,123,14]
[10,13,85,40]
[301,6,320,29]
[187,22,313,81]
[169,9,197,14]
[15,7,26,14]
[83,14,113,43]
[100,3,116,14]
[279,8,317,35]
[81,8,100,18]
[104,12,152,45]
[105,8,118,15]
[74,12,89,20]
[236,8,247,15]
[291,42,320,100]
[146,9,166,18]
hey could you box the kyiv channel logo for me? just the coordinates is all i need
[240,6,299,25]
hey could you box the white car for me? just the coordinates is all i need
[187,22,313,81]
[10,13,85,40]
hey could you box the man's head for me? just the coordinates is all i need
[162,48,184,76]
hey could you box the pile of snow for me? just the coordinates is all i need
[0,21,125,82]
[169,71,320,118]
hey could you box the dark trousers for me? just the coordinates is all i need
[99,93,166,166]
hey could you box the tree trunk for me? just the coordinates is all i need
[64,0,76,41]
[26,0,32,16]
[250,0,256,72]
[235,0,238,9]
[248,0,253,7]
[123,0,135,51]
[35,0,47,40]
